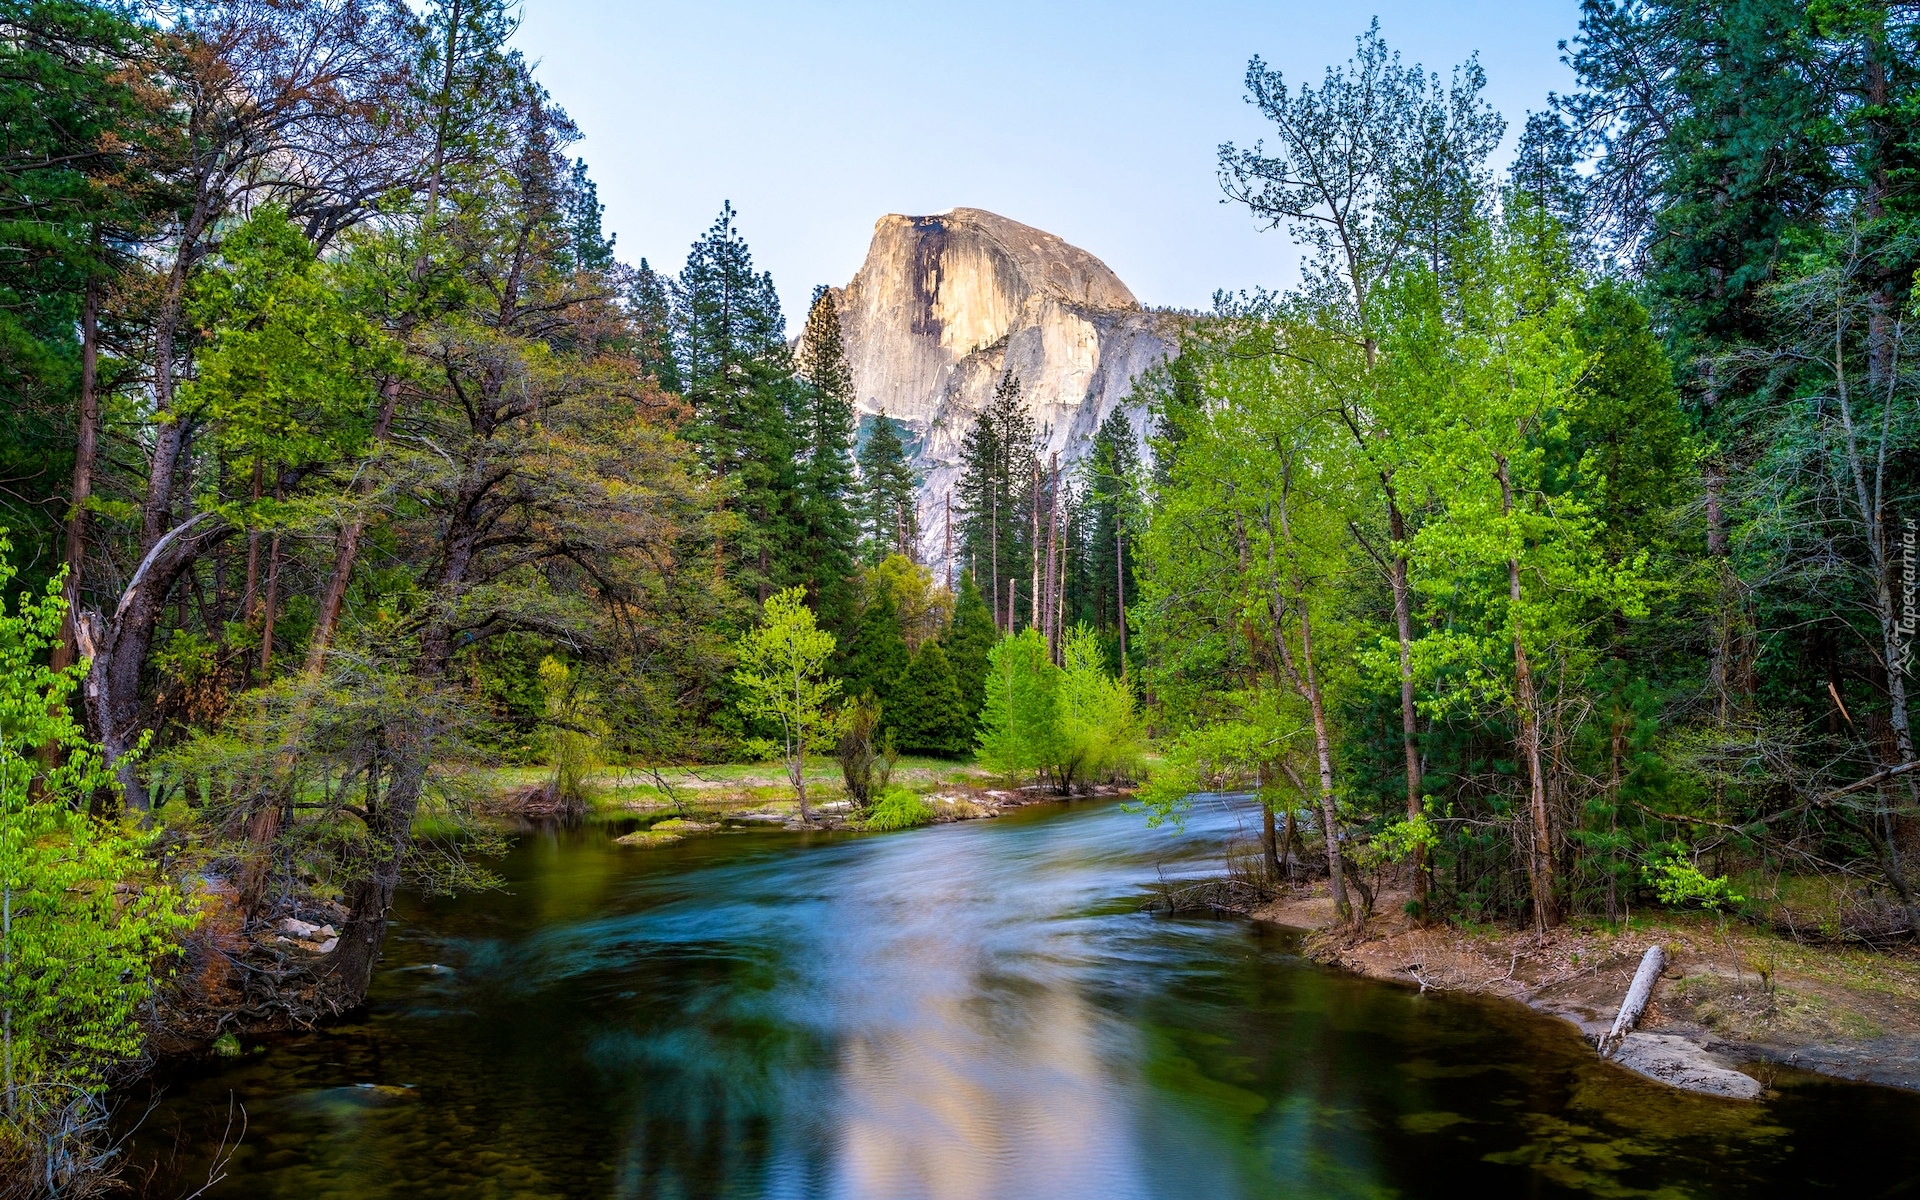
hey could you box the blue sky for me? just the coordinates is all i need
[514,1,1585,322]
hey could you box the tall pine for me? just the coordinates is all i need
[856,408,919,563]
[1083,408,1141,639]
[675,203,799,600]
[793,286,861,623]
[954,373,1037,629]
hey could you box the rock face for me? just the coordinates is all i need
[829,209,1179,564]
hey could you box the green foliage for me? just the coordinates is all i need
[792,287,862,625]
[856,409,919,563]
[835,694,881,810]
[676,202,800,598]
[539,657,605,804]
[183,205,399,476]
[862,785,933,832]
[1053,625,1145,789]
[1644,849,1744,913]
[942,571,999,726]
[955,374,1037,623]
[0,545,194,1154]
[890,642,969,758]
[974,627,1136,791]
[1081,408,1141,645]
[733,587,846,808]
[976,629,1060,784]
[838,583,910,712]
[1135,716,1295,830]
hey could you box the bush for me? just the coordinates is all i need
[863,786,933,831]
[976,625,1141,791]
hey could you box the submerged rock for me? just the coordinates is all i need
[1611,1032,1765,1099]
[616,830,685,848]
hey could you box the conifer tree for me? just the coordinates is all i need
[955,373,1037,628]
[856,408,920,562]
[628,258,680,393]
[942,570,999,728]
[890,642,969,757]
[675,202,800,598]
[561,157,615,272]
[1084,408,1141,641]
[838,584,910,714]
[793,286,861,618]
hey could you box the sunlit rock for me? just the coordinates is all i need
[827,208,1181,565]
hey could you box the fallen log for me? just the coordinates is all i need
[1600,945,1667,1058]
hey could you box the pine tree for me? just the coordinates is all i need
[1084,409,1141,642]
[955,373,1037,628]
[793,287,861,622]
[675,202,799,598]
[890,641,969,757]
[561,157,615,272]
[628,258,680,393]
[838,584,910,714]
[856,408,919,562]
[942,570,999,728]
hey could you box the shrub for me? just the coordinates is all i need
[863,786,933,831]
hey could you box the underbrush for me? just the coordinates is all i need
[863,787,934,831]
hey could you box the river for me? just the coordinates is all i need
[131,795,1920,1198]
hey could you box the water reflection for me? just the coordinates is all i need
[131,798,1920,1199]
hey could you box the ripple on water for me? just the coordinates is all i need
[128,798,1920,1199]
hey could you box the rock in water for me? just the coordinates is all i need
[830,209,1180,561]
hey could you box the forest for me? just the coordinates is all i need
[0,0,1917,1191]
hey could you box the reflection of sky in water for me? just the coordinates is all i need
[130,798,1920,1199]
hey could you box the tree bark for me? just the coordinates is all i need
[1262,802,1282,886]
[1115,522,1127,678]
[1272,602,1350,922]
[1498,456,1556,933]
[51,277,100,676]
[76,514,232,811]
[1385,490,1426,915]
[307,380,404,674]
[1044,453,1060,659]
[1030,460,1041,631]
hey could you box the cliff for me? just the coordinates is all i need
[829,208,1180,564]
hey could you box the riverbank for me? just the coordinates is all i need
[476,759,1127,833]
[1253,885,1920,1099]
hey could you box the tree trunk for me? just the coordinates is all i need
[76,514,230,812]
[1385,490,1425,915]
[1274,604,1350,922]
[1499,457,1556,933]
[1262,803,1282,886]
[991,494,1000,631]
[1030,460,1041,631]
[51,278,100,676]
[141,200,212,552]
[1115,523,1127,679]
[1044,453,1060,659]
[307,379,404,674]
[242,456,264,629]
[259,530,282,675]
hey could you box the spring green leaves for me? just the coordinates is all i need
[732,587,847,817]
[977,627,1142,792]
[0,541,194,1122]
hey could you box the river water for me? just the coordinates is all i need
[133,796,1920,1199]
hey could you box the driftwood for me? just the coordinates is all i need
[1600,945,1667,1057]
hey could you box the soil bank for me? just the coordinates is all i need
[1254,886,1920,1100]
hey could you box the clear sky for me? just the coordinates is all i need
[513,1,1585,323]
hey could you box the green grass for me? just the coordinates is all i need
[862,787,934,831]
